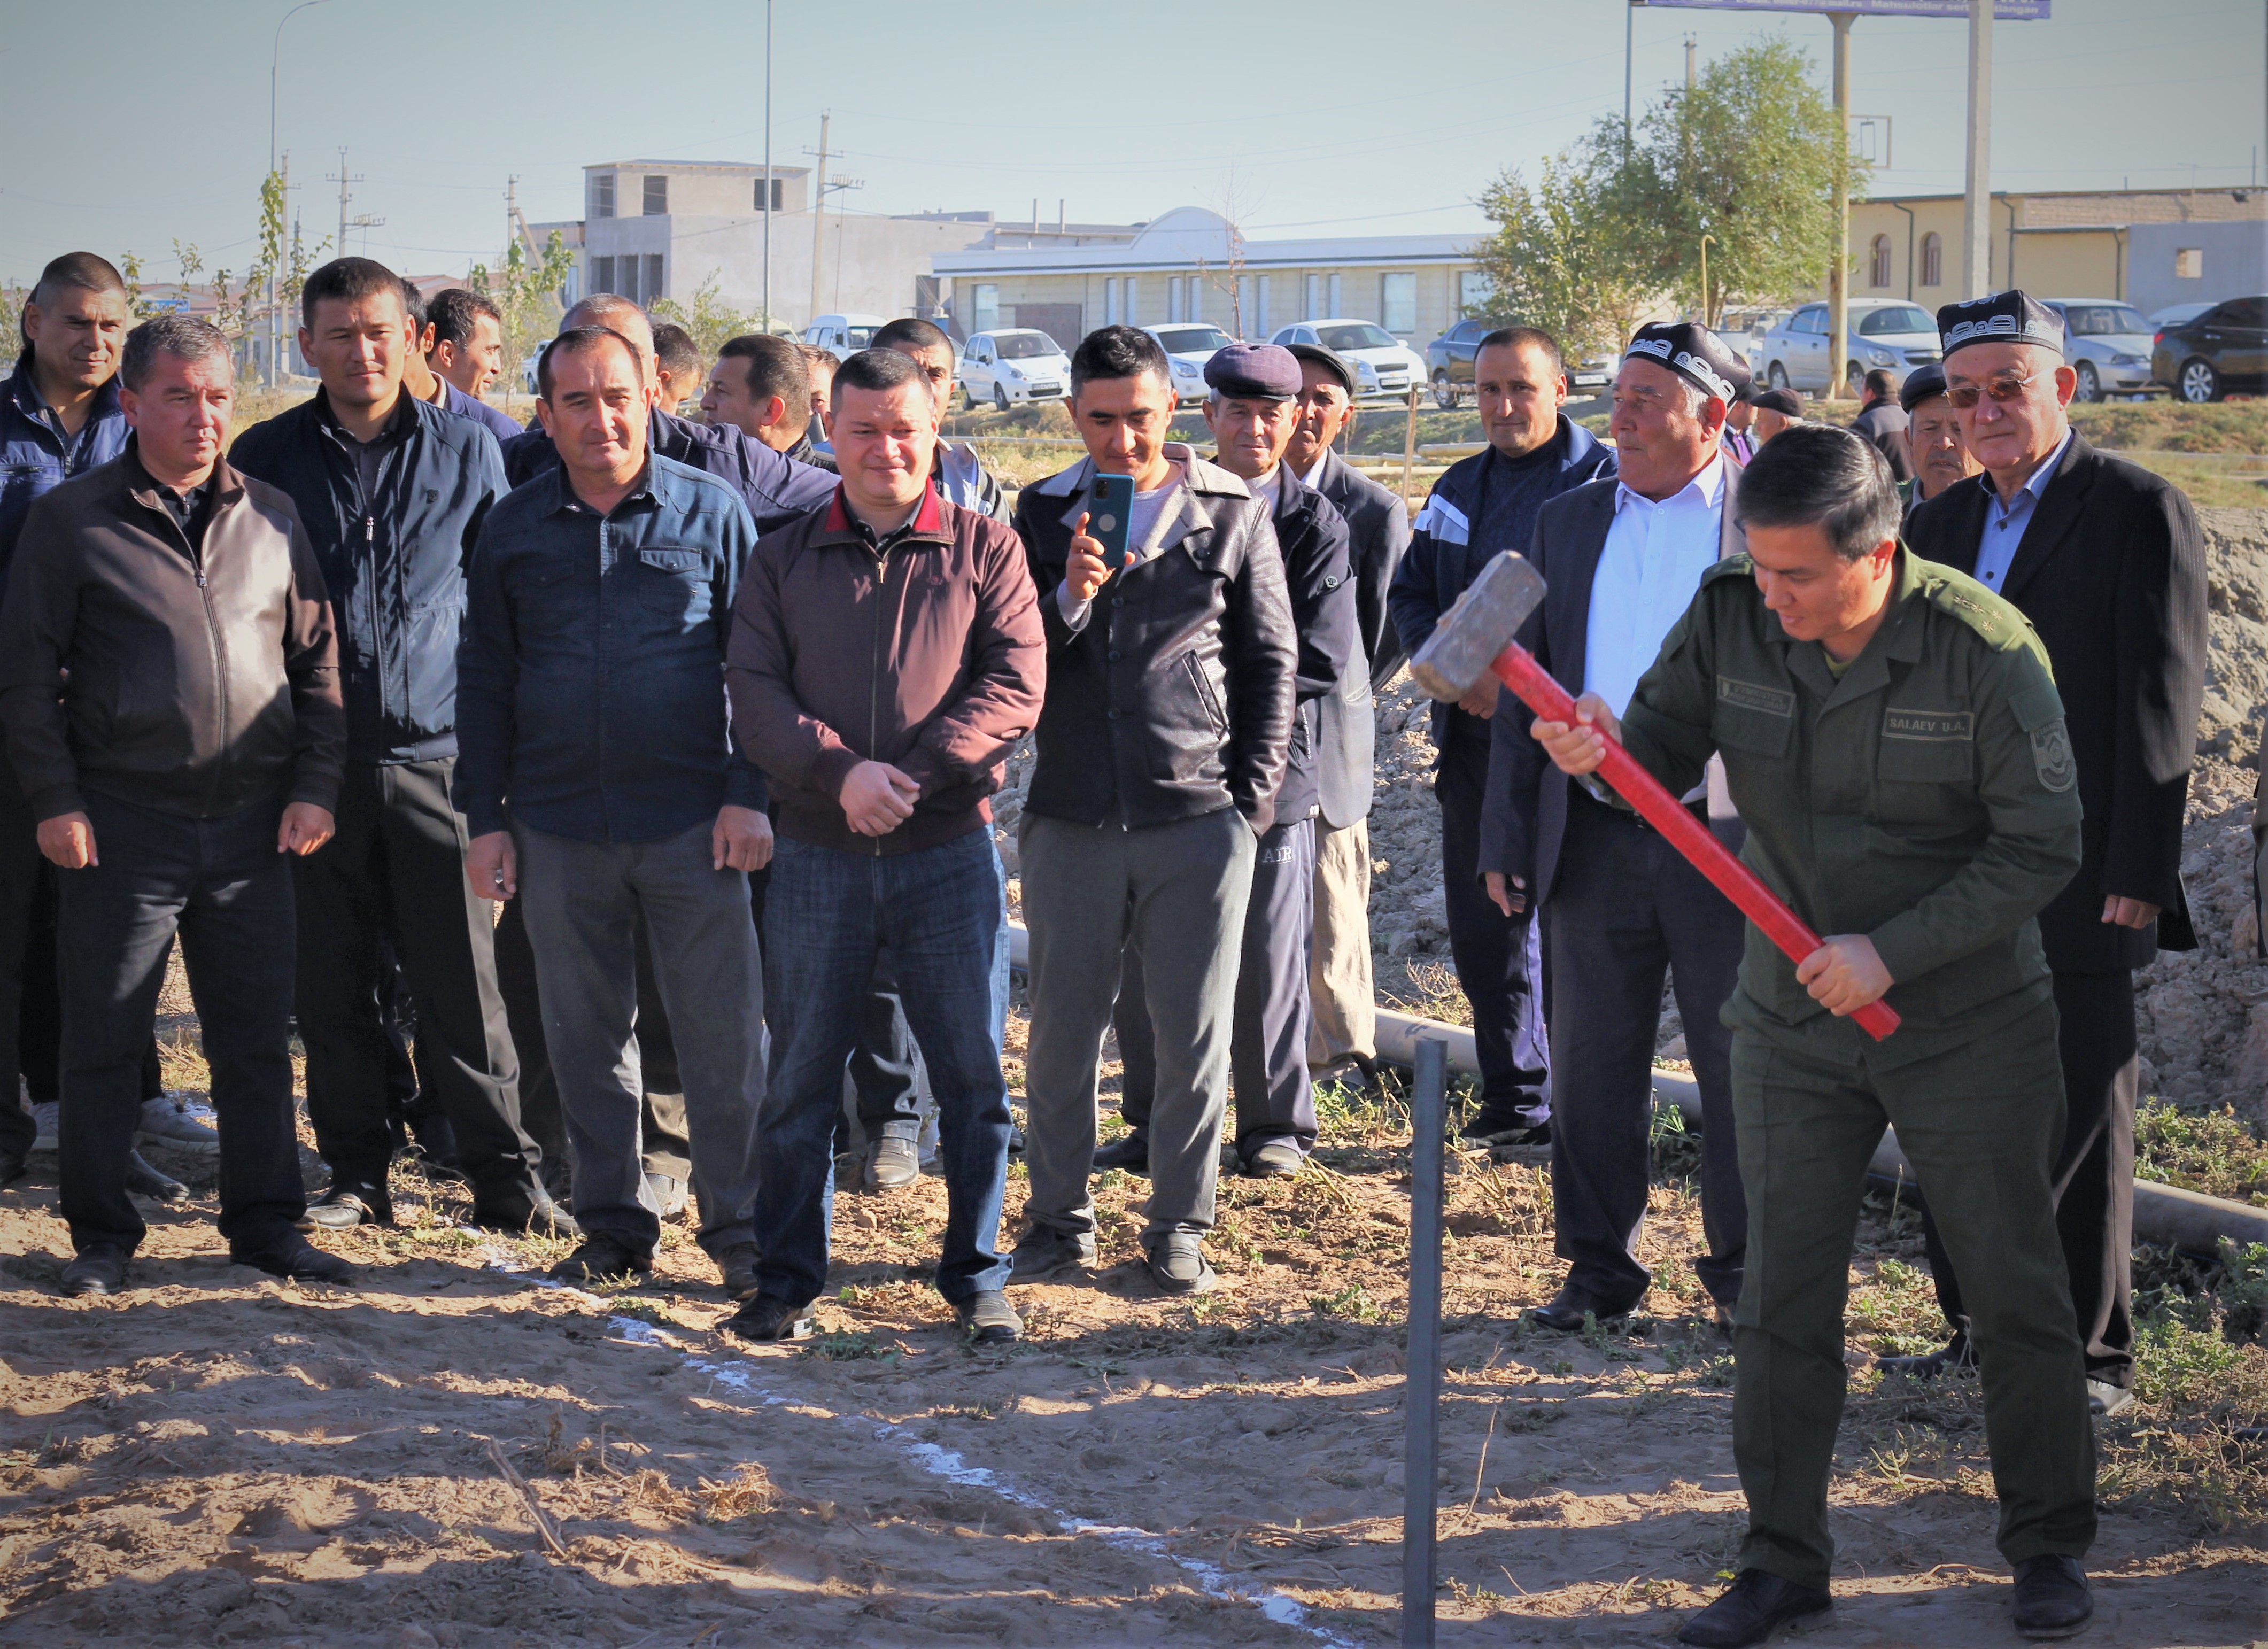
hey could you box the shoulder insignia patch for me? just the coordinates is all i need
[1718,675,1793,717]
[2031,717,2077,793]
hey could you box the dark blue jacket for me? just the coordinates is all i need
[1387,415,1609,748]
[440,378,526,446]
[504,405,835,537]
[0,349,129,578]
[454,455,768,845]
[229,389,506,765]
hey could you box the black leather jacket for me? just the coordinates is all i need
[1013,447,1297,834]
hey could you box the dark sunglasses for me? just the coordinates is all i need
[1943,371,2038,409]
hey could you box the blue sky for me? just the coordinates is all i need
[1,0,2259,285]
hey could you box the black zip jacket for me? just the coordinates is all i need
[1237,462,1355,825]
[229,389,504,764]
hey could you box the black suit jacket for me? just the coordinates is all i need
[1480,463,1745,903]
[1906,432,2207,970]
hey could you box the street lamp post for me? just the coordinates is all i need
[1699,233,1716,327]
[268,0,334,389]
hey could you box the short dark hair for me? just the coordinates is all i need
[1070,324,1170,397]
[24,252,127,347]
[397,277,428,330]
[121,314,232,393]
[872,316,951,355]
[830,345,926,408]
[1735,422,1900,562]
[718,333,809,431]
[428,287,501,350]
[1863,367,1897,400]
[301,257,407,326]
[800,342,838,381]
[652,322,702,382]
[537,324,639,401]
[1476,325,1565,379]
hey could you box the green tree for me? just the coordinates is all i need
[471,230,577,409]
[1620,37,1862,326]
[649,270,769,358]
[1469,117,1655,364]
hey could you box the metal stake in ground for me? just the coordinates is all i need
[1402,1035,1448,1647]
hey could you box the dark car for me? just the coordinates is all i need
[2154,296,2268,403]
[1425,318,1497,408]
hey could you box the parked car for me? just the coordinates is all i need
[803,312,888,362]
[1754,299,1940,395]
[1423,318,1498,408]
[2148,301,2216,331]
[957,329,1071,410]
[2153,296,2268,403]
[1142,323,1236,405]
[2038,299,2158,401]
[1267,320,1426,401]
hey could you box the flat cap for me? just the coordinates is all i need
[1937,288,2064,359]
[1282,341,1356,396]
[1203,342,1302,400]
[1751,386,1803,417]
[1898,362,1949,413]
[1623,321,1752,403]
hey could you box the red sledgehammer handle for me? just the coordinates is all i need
[1492,644,1900,1042]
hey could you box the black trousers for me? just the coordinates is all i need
[292,758,539,1206]
[58,793,304,1255]
[1435,722,1550,1121]
[1544,791,1748,1309]
[1922,967,2135,1389]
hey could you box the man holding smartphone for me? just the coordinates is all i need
[1009,326,1297,1298]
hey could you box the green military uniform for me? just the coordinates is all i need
[1616,547,2094,1590]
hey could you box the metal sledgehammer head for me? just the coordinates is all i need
[1408,552,1547,703]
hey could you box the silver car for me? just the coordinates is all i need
[1754,299,1941,396]
[2040,299,2159,401]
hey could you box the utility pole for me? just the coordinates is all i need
[1826,11,1854,400]
[1685,34,1696,89]
[1624,0,1636,151]
[328,149,384,261]
[762,0,773,330]
[1963,0,1994,298]
[807,112,835,329]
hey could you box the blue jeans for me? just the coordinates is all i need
[755,829,1011,1307]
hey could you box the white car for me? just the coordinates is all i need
[958,329,1070,409]
[1143,323,1236,404]
[1268,320,1427,401]
[803,312,888,363]
[1755,299,1940,395]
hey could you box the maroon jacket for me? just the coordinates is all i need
[726,483,1044,854]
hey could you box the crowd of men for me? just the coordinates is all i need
[0,245,2207,1645]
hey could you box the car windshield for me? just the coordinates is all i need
[2062,305,2150,337]
[1857,305,1934,337]
[842,327,876,349]
[995,332,1059,360]
[1318,323,1398,351]
[1154,326,1232,354]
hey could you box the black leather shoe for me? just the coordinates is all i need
[233,1235,354,1287]
[60,1243,130,1297]
[723,1294,813,1343]
[1877,1334,1974,1381]
[714,1241,761,1300]
[473,1187,579,1238]
[549,1235,653,1286]
[125,1150,190,1204]
[955,1290,1023,1345]
[1528,1284,1634,1333]
[1677,1569,1832,1647]
[1092,1131,1149,1176]
[1008,1228,1095,1283]
[1241,1138,1305,1178]
[299,1184,392,1231]
[2011,1555,2092,1639]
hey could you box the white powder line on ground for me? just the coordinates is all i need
[483,1252,1361,1648]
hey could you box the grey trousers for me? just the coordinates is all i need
[1116,814,1319,1155]
[1021,808,1255,1243]
[513,820,764,1260]
[1307,816,1376,1071]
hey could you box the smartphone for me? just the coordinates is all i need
[1087,473,1135,571]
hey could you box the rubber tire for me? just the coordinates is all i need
[2073,361,2102,404]
[993,385,1010,413]
[2179,357,2222,404]
[1768,361,1790,390]
[963,385,979,412]
[1433,370,1458,411]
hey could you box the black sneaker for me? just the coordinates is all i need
[548,1235,653,1286]
[1092,1131,1150,1176]
[723,1294,813,1342]
[1008,1227,1095,1284]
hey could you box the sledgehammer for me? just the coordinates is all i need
[1410,552,1900,1043]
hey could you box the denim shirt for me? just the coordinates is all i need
[0,351,129,578]
[454,454,768,843]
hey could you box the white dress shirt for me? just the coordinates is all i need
[1583,454,1728,717]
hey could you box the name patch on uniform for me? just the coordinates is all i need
[2031,718,2077,792]
[1882,708,1973,743]
[1717,676,1793,717]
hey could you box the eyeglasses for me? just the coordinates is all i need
[1943,371,2039,409]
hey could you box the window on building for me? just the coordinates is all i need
[2176,247,2204,280]
[1326,273,1343,318]
[643,174,668,216]
[1236,275,1255,337]
[1919,232,1942,288]
[1869,234,1892,289]
[1168,278,1183,323]
[1103,278,1120,326]
[642,254,664,303]
[1187,276,1202,323]
[592,174,615,219]
[1305,273,1321,321]
[1255,274,1271,337]
[972,283,1000,334]
[591,256,616,296]
[1381,272,1416,334]
[756,176,783,212]
[1458,270,1491,316]
[1125,277,1140,324]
